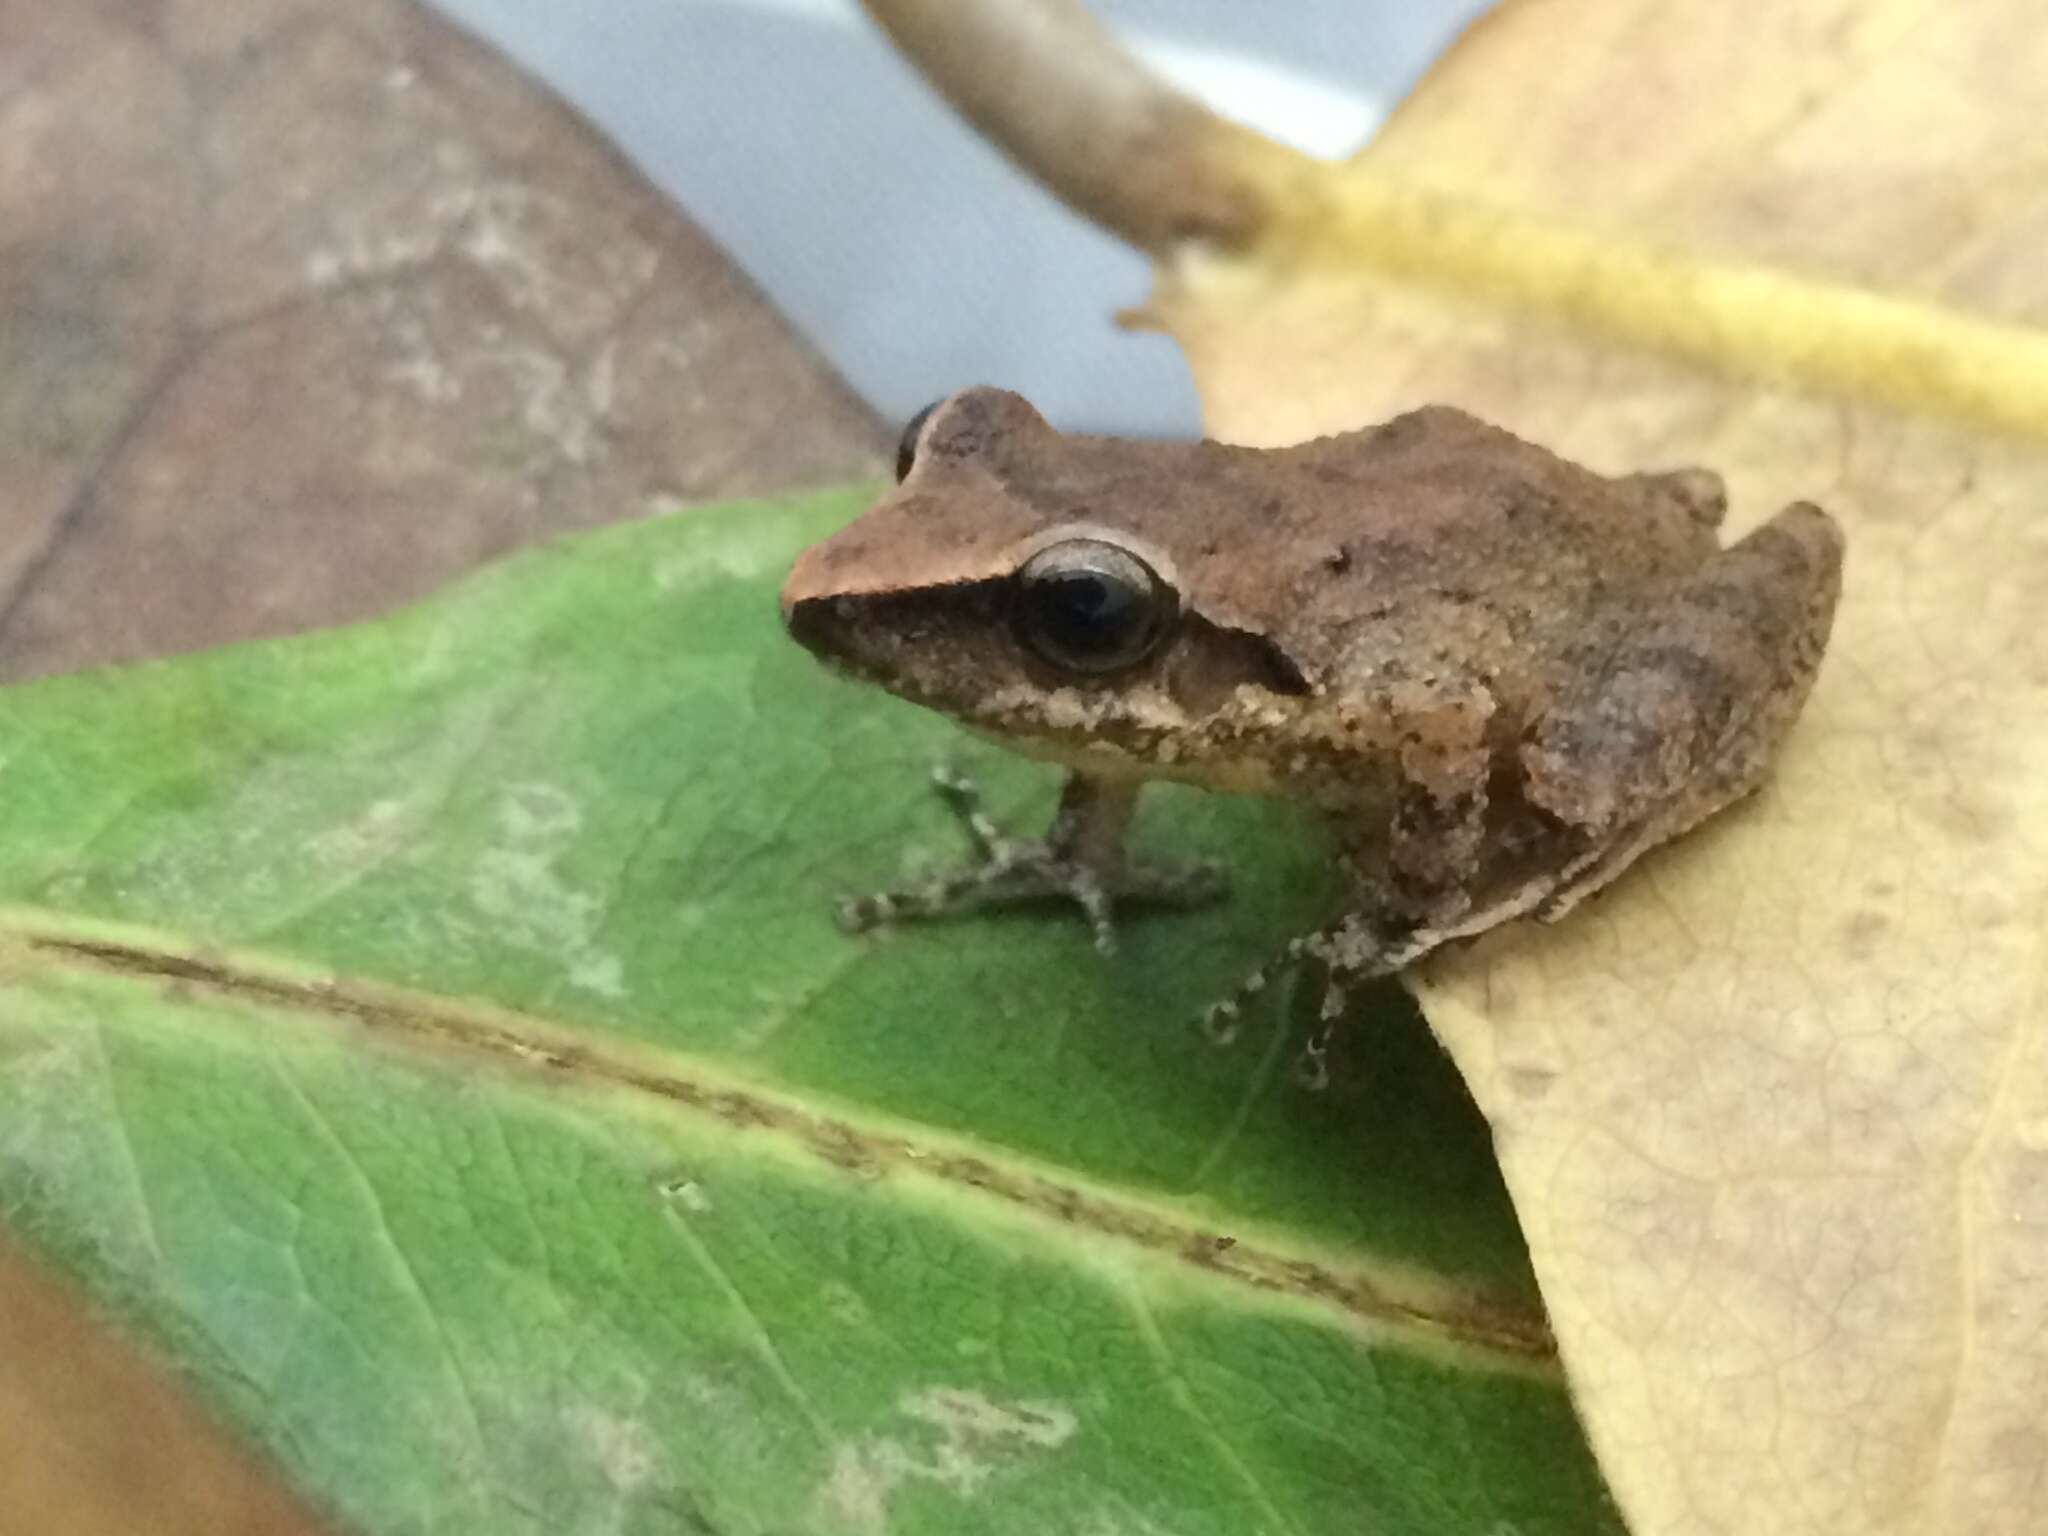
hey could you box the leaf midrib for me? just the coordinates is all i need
[0,907,1559,1375]
[1221,170,2048,439]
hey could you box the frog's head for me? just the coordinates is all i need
[781,388,1318,792]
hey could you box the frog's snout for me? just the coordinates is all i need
[779,555,848,666]
[779,594,831,658]
[778,543,829,629]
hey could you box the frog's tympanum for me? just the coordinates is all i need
[781,388,1843,1057]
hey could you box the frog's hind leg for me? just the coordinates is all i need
[1520,500,1843,922]
[1204,501,1842,1078]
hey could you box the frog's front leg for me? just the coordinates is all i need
[1197,855,1531,1054]
[1199,683,1500,1046]
[1200,737,1497,1052]
[836,767,1226,955]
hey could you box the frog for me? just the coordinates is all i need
[780,387,1844,1070]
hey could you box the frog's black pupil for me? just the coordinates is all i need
[1014,539,1169,674]
[1034,569,1137,659]
[896,401,939,482]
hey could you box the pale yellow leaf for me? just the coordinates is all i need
[1142,3,2048,1534]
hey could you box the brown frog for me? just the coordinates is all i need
[781,388,1843,1061]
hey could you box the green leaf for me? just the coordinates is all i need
[0,489,1617,1535]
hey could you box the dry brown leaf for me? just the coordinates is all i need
[0,1236,335,1536]
[0,0,883,683]
[1138,2,2048,1533]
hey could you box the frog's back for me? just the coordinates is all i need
[1153,407,1724,703]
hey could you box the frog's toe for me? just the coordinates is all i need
[834,892,891,933]
[1120,855,1230,908]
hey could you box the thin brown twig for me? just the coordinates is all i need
[859,0,1305,253]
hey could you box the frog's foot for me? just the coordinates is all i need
[1195,904,1451,1090]
[835,765,1227,955]
[1198,866,1583,1079]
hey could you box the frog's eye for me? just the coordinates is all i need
[1013,539,1175,675]
[895,400,940,482]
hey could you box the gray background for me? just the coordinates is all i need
[422,0,1490,436]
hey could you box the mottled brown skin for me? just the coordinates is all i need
[782,388,1843,1033]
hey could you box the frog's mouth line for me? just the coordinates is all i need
[956,724,1161,783]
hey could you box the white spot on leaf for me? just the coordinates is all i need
[817,1387,1077,1531]
[468,783,627,1000]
